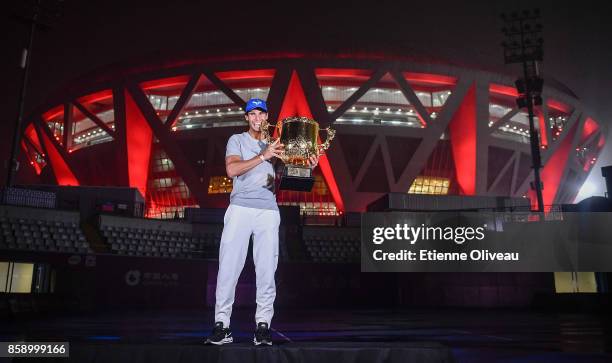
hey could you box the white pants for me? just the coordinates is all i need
[214,204,280,328]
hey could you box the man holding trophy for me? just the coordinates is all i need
[205,98,325,346]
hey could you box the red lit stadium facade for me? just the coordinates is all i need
[16,55,607,217]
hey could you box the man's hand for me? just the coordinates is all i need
[308,154,320,169]
[262,139,284,161]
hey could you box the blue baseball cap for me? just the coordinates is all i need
[245,98,268,113]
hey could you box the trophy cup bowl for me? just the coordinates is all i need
[261,117,335,191]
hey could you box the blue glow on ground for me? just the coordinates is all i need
[88,336,121,341]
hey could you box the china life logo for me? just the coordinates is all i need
[125,270,141,286]
[124,270,179,287]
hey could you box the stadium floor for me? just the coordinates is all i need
[2,307,612,362]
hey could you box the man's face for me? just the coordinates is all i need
[245,109,268,132]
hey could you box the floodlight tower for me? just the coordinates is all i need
[501,9,545,212]
[6,0,63,188]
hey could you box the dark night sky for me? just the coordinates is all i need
[1,0,610,198]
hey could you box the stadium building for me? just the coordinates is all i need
[15,54,607,218]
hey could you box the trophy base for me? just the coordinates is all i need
[279,165,314,191]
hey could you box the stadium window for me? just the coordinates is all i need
[147,95,168,110]
[11,263,34,293]
[408,176,450,195]
[415,92,432,107]
[432,90,452,107]
[277,201,338,216]
[0,262,34,293]
[154,157,174,172]
[0,262,8,292]
[178,183,191,199]
[554,272,598,293]
[208,176,233,194]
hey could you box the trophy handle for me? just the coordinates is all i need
[260,119,281,145]
[260,119,288,162]
[275,122,282,139]
[317,127,336,155]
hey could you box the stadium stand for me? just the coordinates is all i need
[0,205,91,254]
[99,214,221,259]
[1,187,56,209]
[1,204,362,263]
[302,226,360,263]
